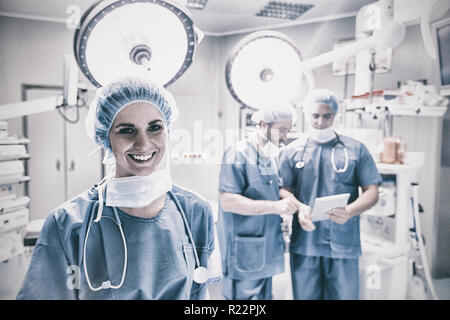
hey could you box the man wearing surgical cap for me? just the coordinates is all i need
[217,104,299,300]
[278,88,381,300]
[17,77,218,300]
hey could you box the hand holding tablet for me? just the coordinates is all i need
[311,193,350,222]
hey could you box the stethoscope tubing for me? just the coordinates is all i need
[296,132,348,173]
[83,188,202,291]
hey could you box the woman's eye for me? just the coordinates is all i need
[148,124,162,132]
[118,127,135,135]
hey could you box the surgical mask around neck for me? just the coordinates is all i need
[261,140,280,158]
[106,167,172,208]
[309,126,336,144]
[255,128,280,158]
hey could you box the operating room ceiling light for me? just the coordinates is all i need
[256,1,314,20]
[74,0,199,88]
[225,30,315,111]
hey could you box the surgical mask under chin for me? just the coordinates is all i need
[309,126,336,144]
[106,167,172,208]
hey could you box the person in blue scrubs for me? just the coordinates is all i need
[17,77,216,300]
[217,106,299,300]
[278,89,381,300]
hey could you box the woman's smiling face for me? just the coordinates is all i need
[109,102,168,178]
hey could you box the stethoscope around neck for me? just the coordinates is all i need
[82,184,208,292]
[295,131,349,173]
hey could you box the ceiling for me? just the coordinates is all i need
[0,0,375,36]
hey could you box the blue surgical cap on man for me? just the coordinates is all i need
[85,77,179,160]
[303,89,339,115]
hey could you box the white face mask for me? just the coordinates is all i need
[309,127,336,144]
[106,167,172,208]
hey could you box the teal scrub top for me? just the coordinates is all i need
[217,139,285,281]
[16,185,215,300]
[278,135,382,258]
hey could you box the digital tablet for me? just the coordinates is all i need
[311,193,350,222]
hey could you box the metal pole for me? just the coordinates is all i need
[20,84,29,196]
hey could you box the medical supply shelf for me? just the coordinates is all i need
[345,96,448,116]
[0,155,31,161]
[362,103,448,117]
[362,159,423,247]
[0,136,31,263]
[0,176,30,186]
[359,156,424,300]
[0,136,30,145]
[0,228,26,263]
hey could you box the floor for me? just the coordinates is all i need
[207,253,450,300]
[433,278,450,300]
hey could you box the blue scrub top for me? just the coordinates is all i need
[217,139,285,281]
[279,135,382,258]
[16,185,215,300]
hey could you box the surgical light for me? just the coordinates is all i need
[225,30,314,111]
[74,0,201,88]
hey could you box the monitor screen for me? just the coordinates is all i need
[435,19,450,88]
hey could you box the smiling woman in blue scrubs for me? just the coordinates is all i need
[17,77,216,300]
[217,106,299,300]
[279,89,381,300]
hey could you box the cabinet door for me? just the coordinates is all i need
[66,106,102,199]
[27,106,65,220]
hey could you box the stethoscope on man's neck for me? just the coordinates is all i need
[82,181,208,292]
[295,131,349,173]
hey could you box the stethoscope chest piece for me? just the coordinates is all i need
[296,160,305,169]
[193,266,209,284]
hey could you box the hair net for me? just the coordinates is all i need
[251,105,296,124]
[85,77,179,163]
[303,89,339,115]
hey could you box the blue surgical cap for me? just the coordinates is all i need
[303,89,339,115]
[85,77,179,158]
[251,105,295,124]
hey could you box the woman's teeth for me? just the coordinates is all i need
[130,153,154,161]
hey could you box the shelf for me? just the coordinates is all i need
[347,101,448,117]
[361,234,410,258]
[0,208,29,235]
[440,88,450,96]
[376,162,422,174]
[0,137,30,145]
[0,246,26,264]
[375,152,424,174]
[384,105,447,117]
[0,176,30,186]
[0,154,30,161]
[0,196,30,215]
